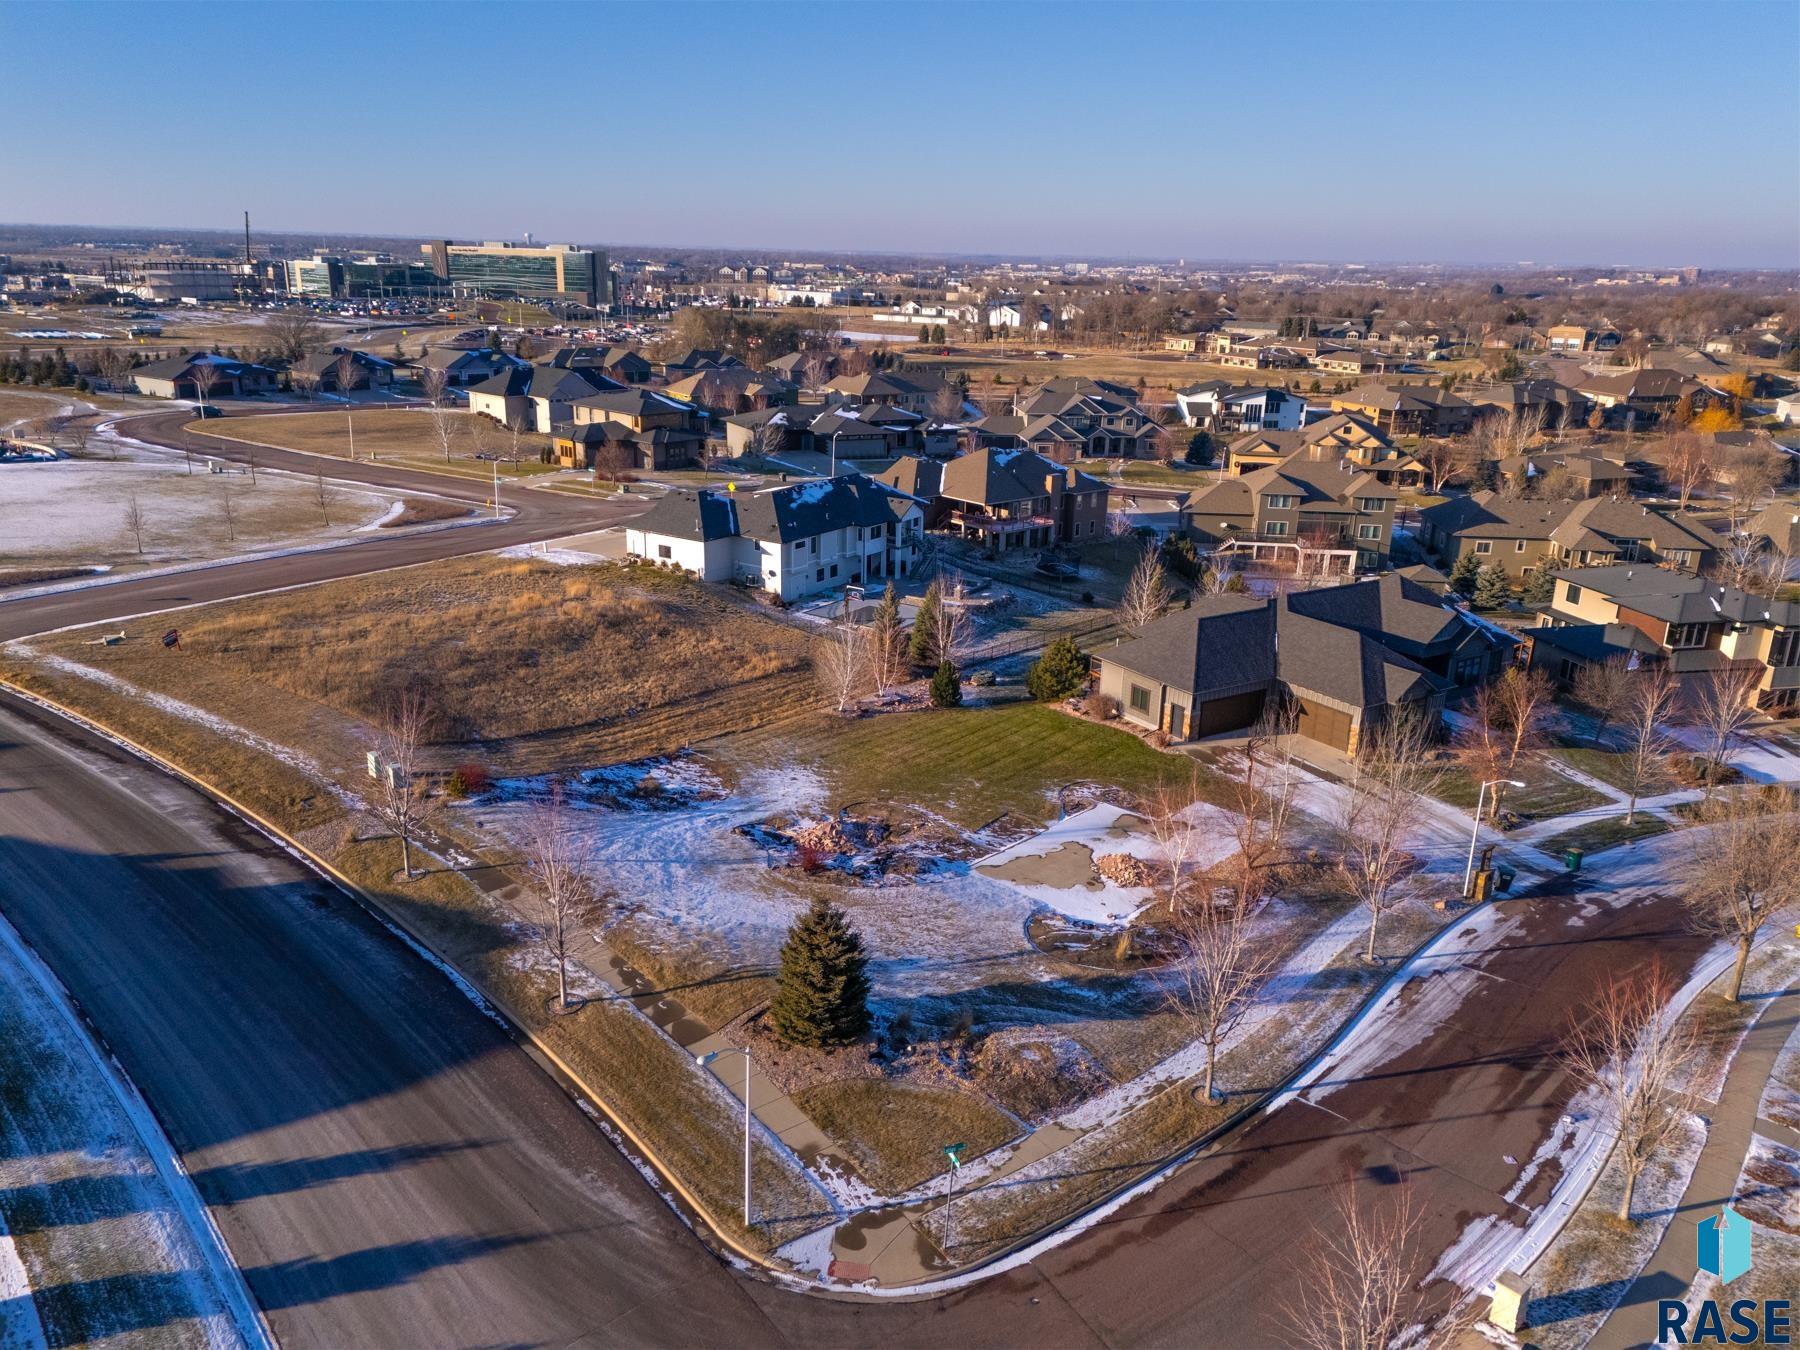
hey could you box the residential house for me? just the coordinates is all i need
[288,348,395,392]
[1748,501,1800,559]
[1495,450,1634,498]
[822,370,946,416]
[468,362,621,432]
[1536,566,1800,710]
[1463,378,1593,431]
[1181,448,1398,571]
[1094,573,1514,752]
[1223,413,1412,481]
[987,301,1050,331]
[1175,383,1307,433]
[663,367,798,417]
[550,345,652,383]
[1417,492,1719,580]
[764,350,838,385]
[655,348,746,380]
[415,346,527,387]
[550,388,706,470]
[130,353,279,400]
[1546,324,1595,355]
[1574,368,1715,427]
[878,446,1109,548]
[623,473,925,601]
[1312,349,1393,378]
[1330,383,1475,437]
[725,403,952,461]
[973,377,1161,461]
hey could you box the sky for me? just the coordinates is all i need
[4,0,1797,268]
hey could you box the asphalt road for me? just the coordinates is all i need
[0,688,1708,1348]
[0,407,645,642]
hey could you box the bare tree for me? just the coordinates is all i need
[1287,1177,1427,1350]
[95,345,135,392]
[522,784,600,1012]
[189,360,221,418]
[419,363,449,409]
[865,583,910,697]
[1560,963,1701,1218]
[1164,898,1277,1102]
[122,492,147,555]
[290,367,323,400]
[425,397,461,465]
[1454,667,1557,819]
[266,310,324,365]
[750,416,787,465]
[930,572,973,668]
[1621,663,1679,824]
[1213,708,1301,913]
[1337,711,1438,961]
[1117,545,1172,635]
[1687,664,1763,798]
[930,383,963,424]
[1417,434,1475,494]
[1570,655,1635,745]
[1713,536,1769,594]
[219,480,237,542]
[1718,439,1782,535]
[369,688,440,880]
[1683,788,1800,1001]
[315,471,332,528]
[333,351,361,400]
[813,623,870,714]
[1661,431,1713,512]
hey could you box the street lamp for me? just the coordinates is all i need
[1463,778,1526,898]
[696,1047,752,1226]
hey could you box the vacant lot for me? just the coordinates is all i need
[24,555,820,772]
[210,409,558,482]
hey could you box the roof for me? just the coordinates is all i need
[733,474,921,542]
[417,346,525,372]
[572,388,695,418]
[1576,368,1702,402]
[1186,451,1395,513]
[1497,451,1632,482]
[1528,622,1664,664]
[937,446,1106,506]
[627,489,739,543]
[1552,564,1800,627]
[132,353,273,380]
[1103,595,1277,699]
[1748,502,1800,555]
[1336,382,1472,414]
[1419,492,1717,553]
[877,455,943,500]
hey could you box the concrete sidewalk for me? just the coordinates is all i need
[1586,985,1800,1350]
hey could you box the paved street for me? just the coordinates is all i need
[0,690,1713,1348]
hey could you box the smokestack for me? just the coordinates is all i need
[243,210,251,265]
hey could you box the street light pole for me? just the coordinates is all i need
[1463,777,1527,897]
[697,1047,752,1226]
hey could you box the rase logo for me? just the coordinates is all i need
[1657,1205,1791,1345]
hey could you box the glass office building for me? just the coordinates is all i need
[423,241,608,306]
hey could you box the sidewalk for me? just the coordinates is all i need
[1586,985,1800,1350]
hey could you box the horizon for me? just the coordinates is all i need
[3,0,1798,268]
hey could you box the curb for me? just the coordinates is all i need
[0,679,782,1281]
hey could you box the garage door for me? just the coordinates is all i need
[1197,689,1266,737]
[1297,698,1354,751]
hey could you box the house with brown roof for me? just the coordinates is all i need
[550,388,706,470]
[823,369,946,415]
[1463,378,1593,431]
[1329,383,1475,437]
[1093,574,1513,753]
[1223,413,1419,484]
[1417,492,1718,579]
[1495,450,1635,499]
[1180,449,1399,570]
[876,446,1109,548]
[1574,368,1715,427]
[974,376,1161,461]
[662,367,798,416]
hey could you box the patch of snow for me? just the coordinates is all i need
[775,1223,839,1279]
[0,1214,46,1350]
[353,499,406,531]
[495,542,603,566]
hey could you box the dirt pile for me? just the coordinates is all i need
[1095,852,1154,887]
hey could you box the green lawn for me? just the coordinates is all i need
[1090,461,1219,490]
[1548,744,1640,794]
[1435,758,1611,822]
[792,1080,1021,1194]
[723,702,1196,831]
[1539,813,1672,858]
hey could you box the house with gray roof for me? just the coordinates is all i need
[130,352,279,400]
[1418,491,1718,580]
[1181,447,1398,571]
[623,473,925,601]
[1094,573,1513,753]
[878,446,1109,547]
[414,346,526,386]
[469,362,622,431]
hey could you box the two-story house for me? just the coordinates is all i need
[1181,448,1398,571]
[622,473,925,601]
[1417,493,1719,580]
[549,387,706,470]
[877,447,1109,548]
[1175,382,1307,433]
[1534,566,1800,711]
[822,370,945,415]
[1329,383,1475,437]
[468,362,621,432]
[1574,368,1716,427]
[973,377,1161,461]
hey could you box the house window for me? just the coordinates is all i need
[1356,497,1384,512]
[1667,550,1692,568]
[1356,523,1381,542]
[1474,540,1493,555]
[1515,539,1527,553]
[1667,622,1710,649]
[1566,584,1583,605]
[1263,520,1290,537]
[1264,494,1297,510]
[1771,630,1800,667]
[816,568,825,582]
[1128,684,1151,714]
[657,544,672,560]
[829,564,838,578]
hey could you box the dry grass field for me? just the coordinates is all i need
[204,409,560,483]
[24,555,820,773]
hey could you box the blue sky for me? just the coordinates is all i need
[5,0,1797,267]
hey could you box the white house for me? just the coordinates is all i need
[1175,382,1308,432]
[1775,394,1800,426]
[987,302,1050,332]
[624,474,925,602]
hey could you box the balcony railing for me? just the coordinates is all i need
[947,509,1056,533]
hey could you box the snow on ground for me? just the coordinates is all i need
[1666,723,1800,783]
[353,499,406,530]
[0,914,263,1350]
[495,542,606,566]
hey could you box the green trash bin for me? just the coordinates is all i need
[1564,847,1584,873]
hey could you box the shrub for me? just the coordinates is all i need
[445,762,491,798]
[1027,636,1089,702]
[1086,693,1121,722]
[929,659,962,707]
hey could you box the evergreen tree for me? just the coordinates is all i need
[1027,636,1089,702]
[1448,551,1482,596]
[910,578,943,665]
[1185,429,1216,465]
[868,583,906,687]
[1522,561,1556,606]
[767,897,871,1048]
[1472,562,1511,610]
[1472,457,1500,491]
[929,659,962,707]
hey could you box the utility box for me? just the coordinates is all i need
[1488,1272,1529,1333]
[366,751,381,780]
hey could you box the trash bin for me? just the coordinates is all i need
[1496,865,1517,892]
[1563,847,1584,873]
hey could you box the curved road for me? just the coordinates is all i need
[0,407,645,642]
[0,690,1708,1348]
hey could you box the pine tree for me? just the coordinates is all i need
[1522,561,1556,606]
[868,583,906,691]
[1027,637,1088,702]
[768,897,871,1048]
[930,659,962,707]
[910,578,943,665]
[1448,551,1482,596]
[1473,561,1511,610]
